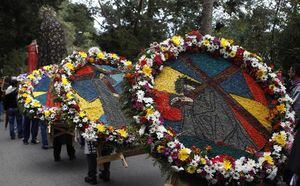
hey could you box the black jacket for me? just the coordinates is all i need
[3,88,18,110]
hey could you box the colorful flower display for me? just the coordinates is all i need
[52,48,137,145]
[17,65,60,122]
[123,30,296,183]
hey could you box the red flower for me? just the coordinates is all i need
[154,55,163,66]
[141,59,147,66]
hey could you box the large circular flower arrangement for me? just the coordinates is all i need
[52,48,138,146]
[18,65,60,122]
[124,31,296,183]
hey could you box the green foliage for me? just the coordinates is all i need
[0,0,64,76]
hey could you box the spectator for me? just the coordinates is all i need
[40,120,49,149]
[287,63,300,186]
[3,79,23,139]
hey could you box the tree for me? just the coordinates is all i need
[201,0,214,34]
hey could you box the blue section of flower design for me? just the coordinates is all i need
[220,71,253,99]
[189,53,232,77]
[35,94,47,106]
[167,58,203,82]
[72,79,99,102]
[34,76,51,92]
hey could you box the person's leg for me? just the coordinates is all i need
[16,110,23,138]
[85,153,97,184]
[66,135,76,160]
[23,116,31,144]
[7,108,16,139]
[31,118,39,143]
[53,137,62,161]
[99,146,113,182]
[40,121,49,148]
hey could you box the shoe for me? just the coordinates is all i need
[41,146,49,150]
[69,155,76,161]
[84,176,97,185]
[99,170,110,182]
[11,136,16,140]
[54,157,61,162]
[31,140,40,144]
[23,141,29,145]
[18,135,23,139]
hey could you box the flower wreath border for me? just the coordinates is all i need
[124,31,296,183]
[17,65,60,122]
[52,49,137,145]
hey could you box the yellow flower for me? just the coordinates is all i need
[157,145,164,153]
[272,132,287,146]
[96,124,106,133]
[117,129,128,138]
[160,46,167,52]
[146,108,154,117]
[223,159,232,171]
[79,111,86,118]
[97,52,105,59]
[229,50,236,58]
[25,97,32,104]
[61,77,69,86]
[44,110,50,117]
[79,51,87,58]
[33,101,41,108]
[264,154,274,165]
[256,70,265,78]
[142,65,152,77]
[125,60,132,66]
[276,104,286,114]
[44,65,51,71]
[66,92,74,100]
[178,148,191,161]
[22,93,29,98]
[220,38,230,48]
[200,158,206,165]
[171,36,182,46]
[186,166,196,174]
[28,74,35,80]
[203,39,210,46]
[111,53,118,59]
[64,62,75,71]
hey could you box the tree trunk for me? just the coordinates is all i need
[201,0,214,35]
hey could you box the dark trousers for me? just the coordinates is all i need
[23,116,39,142]
[7,108,23,138]
[87,147,112,179]
[40,121,48,147]
[53,134,75,160]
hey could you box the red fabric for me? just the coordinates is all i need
[75,65,94,77]
[230,105,267,150]
[243,71,268,106]
[26,43,38,73]
[153,90,182,121]
[45,90,60,108]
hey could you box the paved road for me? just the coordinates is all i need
[0,114,166,186]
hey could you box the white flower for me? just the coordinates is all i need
[171,166,184,172]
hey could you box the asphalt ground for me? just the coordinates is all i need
[0,113,166,186]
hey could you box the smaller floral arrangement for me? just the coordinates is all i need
[52,48,137,146]
[17,65,60,121]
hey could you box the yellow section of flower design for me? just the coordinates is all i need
[74,92,104,121]
[154,67,199,94]
[230,94,271,131]
[33,91,47,98]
